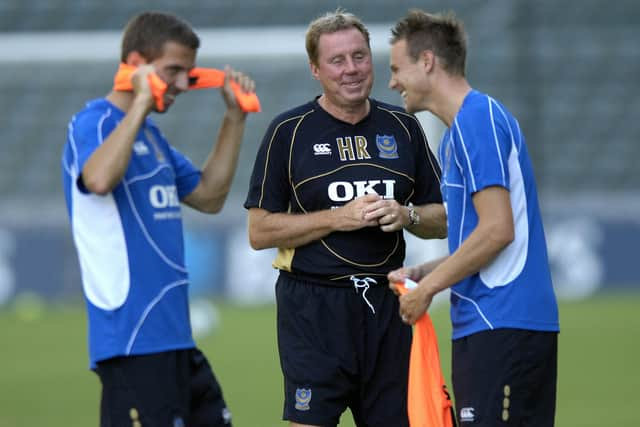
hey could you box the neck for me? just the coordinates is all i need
[427,76,471,127]
[106,90,134,112]
[318,95,370,124]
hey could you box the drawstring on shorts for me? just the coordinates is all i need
[350,276,377,314]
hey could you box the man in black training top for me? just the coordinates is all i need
[244,9,446,427]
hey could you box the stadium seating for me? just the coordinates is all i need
[0,0,638,205]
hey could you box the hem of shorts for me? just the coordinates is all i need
[284,415,339,426]
[451,321,560,340]
[89,341,196,370]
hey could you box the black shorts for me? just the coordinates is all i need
[276,272,412,427]
[452,328,558,426]
[95,348,232,427]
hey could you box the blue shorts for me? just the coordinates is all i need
[95,348,232,427]
[452,328,558,426]
[276,272,411,427]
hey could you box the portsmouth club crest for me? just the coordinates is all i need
[295,388,312,411]
[376,134,399,159]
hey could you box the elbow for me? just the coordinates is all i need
[491,225,515,250]
[501,230,515,248]
[247,208,274,250]
[202,202,224,214]
[433,215,448,239]
[248,221,272,250]
[248,232,269,250]
[82,174,113,196]
[193,194,227,214]
[434,205,448,239]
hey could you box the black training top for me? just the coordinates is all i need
[244,97,442,285]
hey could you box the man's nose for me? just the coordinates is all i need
[344,57,358,73]
[175,72,190,91]
[388,76,397,90]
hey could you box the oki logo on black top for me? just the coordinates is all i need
[328,180,396,202]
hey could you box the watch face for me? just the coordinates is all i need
[409,208,419,225]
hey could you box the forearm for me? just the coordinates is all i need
[421,224,510,295]
[412,255,448,280]
[248,208,338,250]
[422,186,515,294]
[82,98,150,194]
[405,203,447,239]
[185,111,247,213]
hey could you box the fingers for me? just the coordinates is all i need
[131,65,154,90]
[399,305,415,325]
[224,65,256,93]
[387,268,407,285]
[363,199,406,230]
[345,194,381,219]
[333,194,381,232]
[398,287,431,325]
[130,65,155,109]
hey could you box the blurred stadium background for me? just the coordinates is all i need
[0,0,638,426]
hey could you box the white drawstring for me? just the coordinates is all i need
[350,276,377,314]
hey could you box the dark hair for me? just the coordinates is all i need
[120,11,200,62]
[390,9,467,76]
[305,8,370,66]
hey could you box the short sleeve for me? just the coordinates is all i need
[453,100,511,195]
[71,109,118,193]
[244,117,292,212]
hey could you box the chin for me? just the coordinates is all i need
[342,94,369,107]
[404,103,417,114]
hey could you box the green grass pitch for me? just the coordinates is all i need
[0,292,638,426]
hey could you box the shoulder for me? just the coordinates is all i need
[372,98,403,115]
[457,90,515,133]
[70,99,121,136]
[269,101,317,130]
[371,99,420,124]
[460,90,510,119]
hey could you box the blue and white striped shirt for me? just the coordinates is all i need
[62,99,200,368]
[439,90,559,339]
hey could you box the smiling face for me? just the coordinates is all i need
[148,41,196,112]
[310,27,374,112]
[388,39,430,114]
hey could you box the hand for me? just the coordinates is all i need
[398,280,433,325]
[332,194,381,232]
[388,267,409,296]
[363,198,408,232]
[131,65,155,111]
[221,65,255,116]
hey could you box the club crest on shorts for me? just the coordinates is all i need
[376,134,399,159]
[294,388,312,411]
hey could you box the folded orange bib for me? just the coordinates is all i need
[396,280,455,427]
[113,63,261,113]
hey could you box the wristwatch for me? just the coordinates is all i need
[407,205,420,226]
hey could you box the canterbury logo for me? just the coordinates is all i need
[133,141,150,156]
[313,143,332,155]
[460,407,475,422]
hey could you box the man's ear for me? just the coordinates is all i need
[124,51,148,66]
[420,50,435,73]
[309,61,320,81]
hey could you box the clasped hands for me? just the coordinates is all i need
[339,194,408,232]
